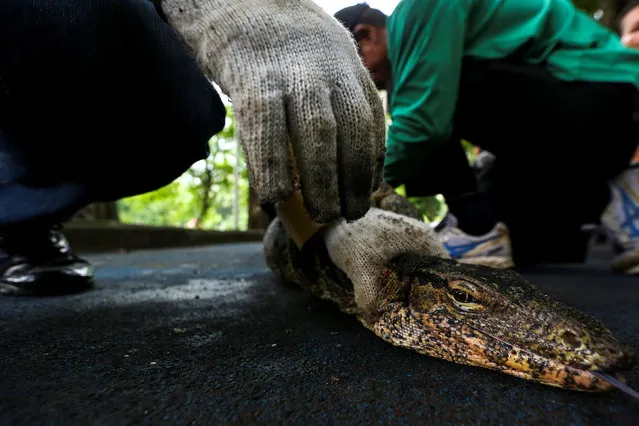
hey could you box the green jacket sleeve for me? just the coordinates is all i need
[384,0,470,187]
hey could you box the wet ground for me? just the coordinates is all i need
[1,242,637,425]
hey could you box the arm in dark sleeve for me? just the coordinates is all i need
[383,0,470,187]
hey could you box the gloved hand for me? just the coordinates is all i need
[322,208,450,313]
[159,0,387,223]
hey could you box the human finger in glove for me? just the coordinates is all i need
[157,0,387,224]
[322,208,450,314]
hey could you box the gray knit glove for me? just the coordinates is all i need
[160,0,387,223]
[322,208,450,314]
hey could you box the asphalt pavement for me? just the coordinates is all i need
[0,242,638,425]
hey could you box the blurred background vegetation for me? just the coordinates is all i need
[73,0,622,231]
[116,105,250,231]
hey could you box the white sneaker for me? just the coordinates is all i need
[435,213,514,269]
[601,167,639,275]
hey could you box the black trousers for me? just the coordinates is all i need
[0,0,226,228]
[402,58,639,265]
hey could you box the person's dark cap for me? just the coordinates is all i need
[334,3,372,34]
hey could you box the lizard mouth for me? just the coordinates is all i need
[460,328,636,393]
[371,310,636,394]
[497,353,628,393]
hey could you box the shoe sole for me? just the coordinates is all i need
[457,256,515,269]
[0,275,94,297]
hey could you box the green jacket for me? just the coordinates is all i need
[384,0,639,187]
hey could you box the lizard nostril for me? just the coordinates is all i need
[560,330,581,348]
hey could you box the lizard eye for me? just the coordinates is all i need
[450,289,477,304]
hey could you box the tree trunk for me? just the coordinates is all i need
[247,186,271,231]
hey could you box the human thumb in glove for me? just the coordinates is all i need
[157,0,387,224]
[322,208,450,314]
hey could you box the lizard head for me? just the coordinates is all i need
[370,252,636,392]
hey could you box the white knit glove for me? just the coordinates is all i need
[160,0,387,223]
[322,208,450,313]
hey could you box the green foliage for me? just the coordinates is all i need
[461,140,477,164]
[117,181,195,227]
[117,105,250,230]
[408,194,448,222]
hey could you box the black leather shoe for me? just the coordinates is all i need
[0,225,94,296]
